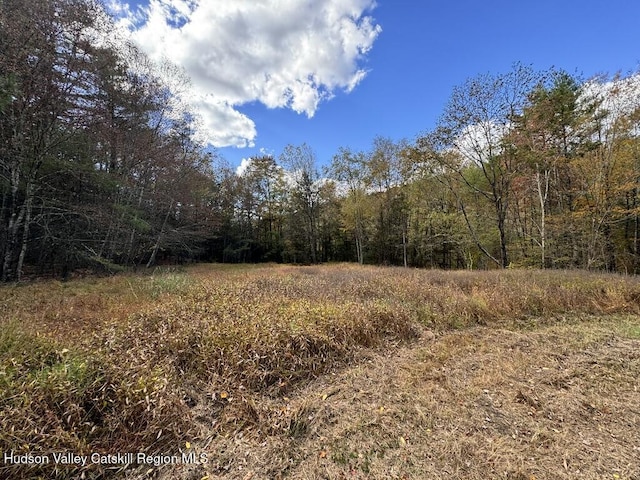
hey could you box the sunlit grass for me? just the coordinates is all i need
[1,263,639,478]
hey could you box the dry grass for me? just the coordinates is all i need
[1,264,639,479]
[191,317,639,480]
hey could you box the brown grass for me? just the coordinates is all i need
[1,264,639,479]
[175,318,639,480]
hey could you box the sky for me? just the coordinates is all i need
[108,0,640,172]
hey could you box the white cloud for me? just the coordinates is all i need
[196,97,257,148]
[453,121,510,165]
[236,158,253,176]
[259,147,274,157]
[581,73,640,133]
[109,0,381,148]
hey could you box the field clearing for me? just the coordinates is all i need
[1,264,639,479]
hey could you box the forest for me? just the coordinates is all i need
[3,0,640,282]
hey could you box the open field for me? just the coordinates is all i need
[1,264,639,479]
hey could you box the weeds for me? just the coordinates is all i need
[1,264,639,479]
[146,271,191,299]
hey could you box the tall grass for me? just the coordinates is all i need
[1,264,639,478]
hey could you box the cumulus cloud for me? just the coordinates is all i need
[195,97,257,148]
[109,0,381,148]
[236,157,253,176]
[582,74,640,127]
[451,73,640,165]
[453,121,510,166]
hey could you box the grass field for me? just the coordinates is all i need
[1,264,639,479]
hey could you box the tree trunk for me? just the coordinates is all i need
[146,200,173,268]
[355,235,363,265]
[402,227,408,268]
[498,215,509,268]
[16,180,36,281]
[535,168,549,269]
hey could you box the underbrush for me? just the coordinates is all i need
[0,321,190,479]
[1,264,639,479]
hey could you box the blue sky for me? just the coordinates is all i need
[113,0,640,171]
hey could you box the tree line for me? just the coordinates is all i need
[2,0,640,281]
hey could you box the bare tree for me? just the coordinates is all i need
[329,147,368,264]
[432,64,540,268]
[280,143,321,263]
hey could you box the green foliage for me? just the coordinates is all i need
[0,323,103,476]
[147,271,190,298]
[0,74,17,113]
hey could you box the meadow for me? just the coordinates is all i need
[1,264,639,479]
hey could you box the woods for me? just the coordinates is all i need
[2,0,640,280]
[1,0,217,280]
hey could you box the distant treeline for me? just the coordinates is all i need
[2,0,640,281]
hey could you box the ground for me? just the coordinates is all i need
[156,317,640,480]
[1,264,639,479]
